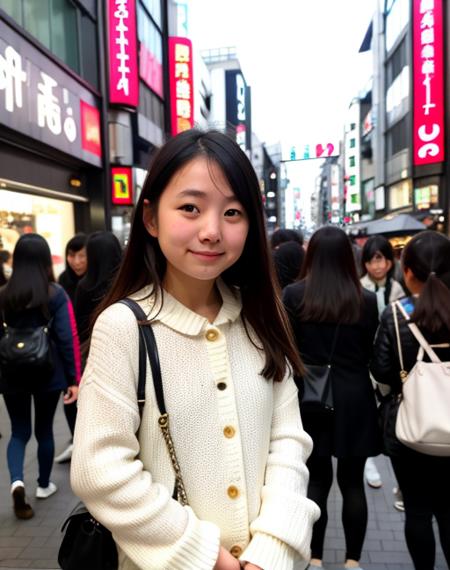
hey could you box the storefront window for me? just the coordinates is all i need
[141,0,161,28]
[51,0,79,72]
[24,0,51,50]
[138,2,163,98]
[414,184,439,211]
[0,189,75,277]
[389,179,412,210]
[1,0,22,23]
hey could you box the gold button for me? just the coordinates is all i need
[205,329,219,342]
[217,382,227,391]
[223,426,236,438]
[227,485,239,499]
[230,545,242,558]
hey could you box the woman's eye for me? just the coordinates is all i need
[179,204,199,214]
[225,208,242,217]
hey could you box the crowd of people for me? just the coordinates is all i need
[0,128,449,570]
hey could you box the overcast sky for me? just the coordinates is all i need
[190,0,376,147]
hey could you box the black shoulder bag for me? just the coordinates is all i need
[0,311,53,383]
[301,324,340,412]
[58,299,188,570]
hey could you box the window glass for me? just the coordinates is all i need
[51,0,79,72]
[141,0,161,28]
[350,138,356,148]
[80,13,98,88]
[1,0,23,23]
[349,156,356,167]
[24,0,51,49]
[138,3,163,97]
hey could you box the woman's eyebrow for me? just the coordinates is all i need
[177,189,237,202]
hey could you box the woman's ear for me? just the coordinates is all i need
[143,199,158,238]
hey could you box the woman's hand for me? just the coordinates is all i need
[214,546,241,569]
[63,385,79,404]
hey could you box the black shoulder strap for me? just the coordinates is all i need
[119,298,166,418]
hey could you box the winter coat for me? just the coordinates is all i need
[0,283,81,394]
[283,281,381,457]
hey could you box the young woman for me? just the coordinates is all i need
[74,231,122,345]
[360,235,405,315]
[283,226,380,570]
[55,233,87,463]
[360,235,405,491]
[0,234,80,519]
[71,130,319,570]
[371,231,450,570]
[58,234,87,303]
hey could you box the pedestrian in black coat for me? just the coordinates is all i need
[370,231,450,570]
[283,225,380,570]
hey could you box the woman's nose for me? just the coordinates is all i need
[199,216,221,243]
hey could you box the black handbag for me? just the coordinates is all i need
[301,324,340,412]
[58,299,188,570]
[0,314,53,382]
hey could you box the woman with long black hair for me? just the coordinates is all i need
[74,231,122,346]
[371,231,450,570]
[0,234,80,519]
[283,226,380,570]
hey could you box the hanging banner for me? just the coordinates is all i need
[413,0,444,165]
[168,37,194,135]
[112,167,133,205]
[107,0,139,107]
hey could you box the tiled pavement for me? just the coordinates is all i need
[0,398,447,570]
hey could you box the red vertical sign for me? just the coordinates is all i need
[413,0,444,165]
[168,37,194,136]
[108,0,139,107]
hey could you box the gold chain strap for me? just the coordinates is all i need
[158,413,189,506]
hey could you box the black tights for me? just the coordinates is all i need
[307,455,367,561]
[391,455,450,570]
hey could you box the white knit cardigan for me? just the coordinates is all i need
[71,281,320,570]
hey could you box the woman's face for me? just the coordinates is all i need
[143,156,249,288]
[67,247,87,276]
[365,251,392,281]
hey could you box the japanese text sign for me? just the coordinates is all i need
[108,0,139,107]
[0,20,102,166]
[168,37,194,135]
[111,167,133,204]
[413,0,444,165]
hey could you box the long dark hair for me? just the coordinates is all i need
[300,226,362,323]
[0,234,55,315]
[78,231,122,294]
[96,129,303,382]
[402,231,450,332]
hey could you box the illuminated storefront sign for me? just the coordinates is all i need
[281,141,340,161]
[0,20,101,166]
[108,0,139,107]
[168,37,194,135]
[111,167,133,205]
[413,0,444,165]
[225,70,251,151]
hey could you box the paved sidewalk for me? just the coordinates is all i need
[0,398,447,569]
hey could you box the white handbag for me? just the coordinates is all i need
[393,300,450,456]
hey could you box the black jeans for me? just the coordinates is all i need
[307,455,368,561]
[391,453,450,570]
[3,391,60,487]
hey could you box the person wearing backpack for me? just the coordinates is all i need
[371,231,450,570]
[0,234,81,520]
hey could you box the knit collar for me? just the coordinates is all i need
[138,279,242,336]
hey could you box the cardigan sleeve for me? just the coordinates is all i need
[71,304,220,570]
[240,375,320,570]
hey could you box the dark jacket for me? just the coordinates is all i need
[370,296,450,394]
[59,268,83,303]
[0,283,81,394]
[283,281,381,457]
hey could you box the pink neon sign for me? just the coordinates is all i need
[413,0,444,165]
[168,37,194,136]
[107,0,139,107]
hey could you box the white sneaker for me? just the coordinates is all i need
[364,458,382,488]
[36,481,58,499]
[54,443,74,463]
